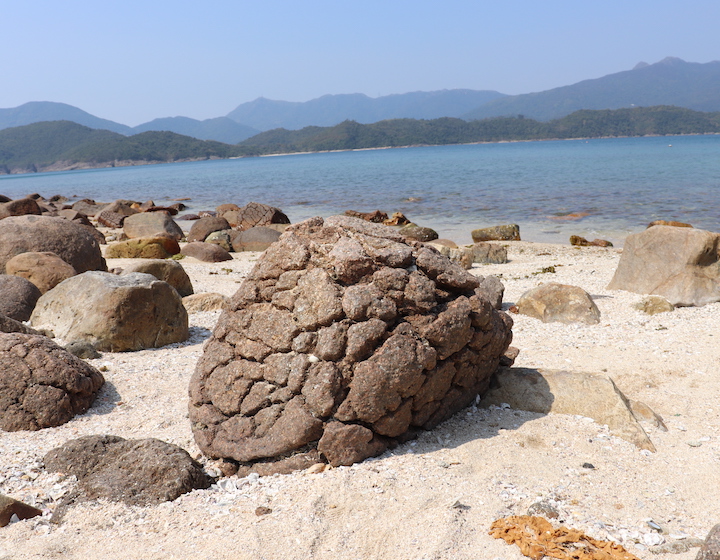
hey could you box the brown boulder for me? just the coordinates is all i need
[0,215,106,273]
[123,212,184,240]
[0,495,42,526]
[345,209,388,223]
[0,197,42,219]
[608,225,720,307]
[225,201,290,231]
[71,198,105,216]
[471,224,521,242]
[5,251,77,294]
[648,219,693,228]
[187,216,231,242]
[0,333,104,431]
[189,215,513,472]
[0,313,42,335]
[120,259,193,297]
[31,271,189,352]
[0,275,42,321]
[398,223,439,242]
[181,242,233,262]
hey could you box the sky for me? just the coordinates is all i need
[3,1,720,126]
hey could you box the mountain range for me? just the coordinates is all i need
[1,57,719,143]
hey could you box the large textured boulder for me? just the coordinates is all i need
[0,215,106,273]
[31,272,188,352]
[187,216,231,242]
[608,225,720,307]
[189,216,513,472]
[0,275,42,322]
[5,251,77,294]
[123,212,184,241]
[44,435,210,510]
[0,333,105,431]
[120,259,193,297]
[0,197,42,219]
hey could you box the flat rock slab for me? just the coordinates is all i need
[44,435,210,515]
[481,367,654,451]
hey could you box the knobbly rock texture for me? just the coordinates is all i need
[0,215,106,274]
[5,251,77,294]
[31,271,188,352]
[44,435,210,511]
[223,201,290,231]
[120,260,194,297]
[608,225,720,307]
[697,523,720,560]
[0,333,104,431]
[0,274,42,322]
[189,215,513,472]
[516,282,601,325]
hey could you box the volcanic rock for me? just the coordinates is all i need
[189,215,513,472]
[0,333,104,431]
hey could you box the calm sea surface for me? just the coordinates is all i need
[1,135,718,246]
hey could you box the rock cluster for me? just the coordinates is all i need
[190,216,513,472]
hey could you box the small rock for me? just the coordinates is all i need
[526,500,559,519]
[635,295,674,315]
[255,506,273,516]
[0,494,43,527]
[64,341,101,359]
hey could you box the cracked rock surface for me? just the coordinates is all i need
[189,216,513,472]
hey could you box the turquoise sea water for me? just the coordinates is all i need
[1,135,718,246]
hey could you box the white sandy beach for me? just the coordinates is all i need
[1,240,718,560]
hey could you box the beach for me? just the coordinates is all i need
[1,238,718,560]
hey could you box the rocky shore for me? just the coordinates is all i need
[0,196,719,559]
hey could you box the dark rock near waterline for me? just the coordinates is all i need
[0,197,42,220]
[189,215,513,473]
[123,212,184,241]
[471,224,521,242]
[0,333,104,431]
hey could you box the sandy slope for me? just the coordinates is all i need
[1,242,718,560]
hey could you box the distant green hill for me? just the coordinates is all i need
[236,106,720,156]
[1,107,719,174]
[0,121,242,174]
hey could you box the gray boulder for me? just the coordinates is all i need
[0,333,104,431]
[181,242,233,262]
[123,212,184,241]
[189,215,513,473]
[31,272,188,352]
[0,274,42,322]
[0,215,106,274]
[608,225,720,307]
[230,226,282,252]
[516,282,600,325]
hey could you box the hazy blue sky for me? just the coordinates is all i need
[3,0,719,126]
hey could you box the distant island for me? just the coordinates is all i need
[1,106,719,175]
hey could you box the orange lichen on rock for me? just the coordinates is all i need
[489,515,641,560]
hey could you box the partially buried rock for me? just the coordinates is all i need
[0,333,104,431]
[189,215,513,473]
[30,272,188,352]
[44,435,210,514]
[470,242,508,264]
[0,495,43,527]
[64,341,102,359]
[181,242,233,262]
[5,251,77,294]
[0,313,42,335]
[0,274,42,322]
[182,292,229,313]
[516,282,600,325]
[569,235,613,247]
[399,223,439,242]
[635,295,674,315]
[120,259,193,297]
[471,224,520,242]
